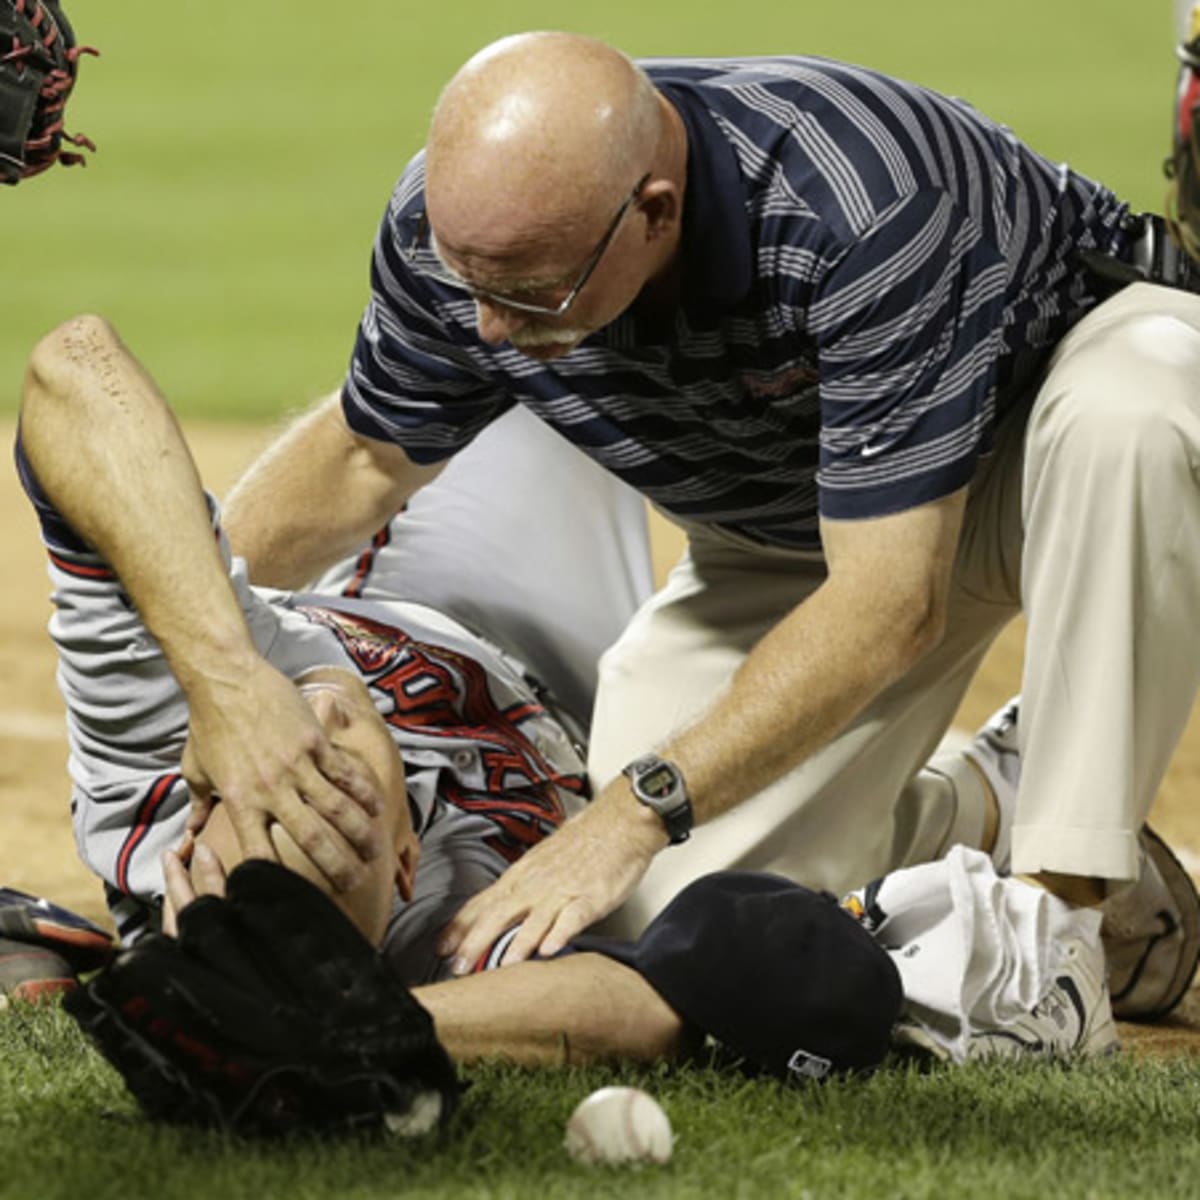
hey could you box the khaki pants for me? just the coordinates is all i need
[589,283,1200,937]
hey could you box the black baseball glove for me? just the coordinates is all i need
[64,860,461,1138]
[0,0,96,184]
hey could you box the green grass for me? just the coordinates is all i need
[0,0,1182,419]
[4,6,1196,1196]
[4,1002,1200,1200]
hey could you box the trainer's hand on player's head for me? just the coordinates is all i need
[180,655,384,893]
[436,785,668,974]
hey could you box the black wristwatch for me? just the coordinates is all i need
[622,754,693,845]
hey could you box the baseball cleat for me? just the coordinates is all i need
[894,935,1119,1062]
[961,696,1019,873]
[0,935,77,1008]
[962,937,1119,1060]
[960,698,1200,1021]
[1102,826,1200,1021]
[0,885,116,1008]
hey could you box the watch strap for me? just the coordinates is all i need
[622,754,693,845]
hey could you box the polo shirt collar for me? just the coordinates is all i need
[658,81,754,318]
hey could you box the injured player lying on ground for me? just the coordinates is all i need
[7,316,1199,1136]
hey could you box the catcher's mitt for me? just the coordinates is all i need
[1168,10,1200,260]
[64,860,461,1139]
[0,0,96,184]
[0,885,114,1005]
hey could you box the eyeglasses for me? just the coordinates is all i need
[404,173,651,318]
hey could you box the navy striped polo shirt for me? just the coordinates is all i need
[342,55,1128,551]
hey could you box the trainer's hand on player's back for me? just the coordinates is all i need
[180,655,382,892]
[437,783,668,973]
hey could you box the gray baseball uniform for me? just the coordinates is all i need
[23,406,653,984]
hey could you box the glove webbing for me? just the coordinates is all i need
[0,0,97,182]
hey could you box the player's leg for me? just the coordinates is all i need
[312,404,654,726]
[1012,281,1200,885]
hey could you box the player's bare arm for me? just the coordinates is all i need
[223,392,443,589]
[161,815,688,1068]
[20,315,385,891]
[440,487,969,970]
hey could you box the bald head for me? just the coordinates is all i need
[427,32,667,254]
[421,33,687,359]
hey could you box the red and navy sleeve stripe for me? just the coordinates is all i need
[114,772,181,894]
[13,429,95,555]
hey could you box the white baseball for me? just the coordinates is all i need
[563,1086,673,1166]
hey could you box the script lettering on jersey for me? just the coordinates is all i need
[298,606,585,862]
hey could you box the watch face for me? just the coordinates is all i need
[639,762,678,799]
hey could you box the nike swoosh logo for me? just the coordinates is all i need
[1057,974,1088,1033]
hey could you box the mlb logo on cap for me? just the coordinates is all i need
[786,1048,834,1081]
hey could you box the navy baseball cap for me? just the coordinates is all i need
[576,871,902,1080]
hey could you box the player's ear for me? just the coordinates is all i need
[395,832,420,903]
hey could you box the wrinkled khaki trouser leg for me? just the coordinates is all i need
[1014,283,1200,881]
